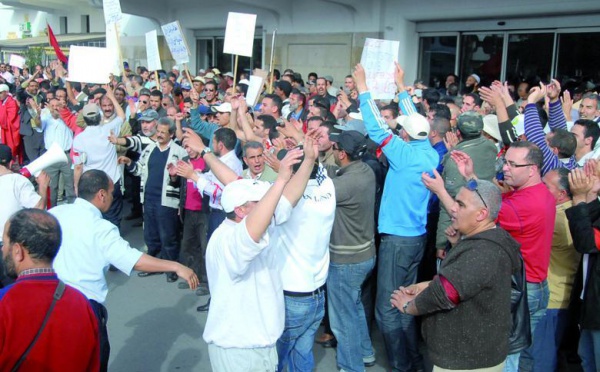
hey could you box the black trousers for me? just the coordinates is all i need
[89,299,110,372]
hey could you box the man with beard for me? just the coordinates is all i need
[317,77,337,109]
[0,209,100,371]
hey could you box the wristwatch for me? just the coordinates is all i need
[200,147,212,158]
[402,301,411,314]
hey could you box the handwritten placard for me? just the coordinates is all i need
[103,0,123,25]
[161,21,190,64]
[360,38,399,100]
[145,30,162,71]
[223,12,257,57]
[67,46,112,84]
[8,54,26,69]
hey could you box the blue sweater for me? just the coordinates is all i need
[360,92,439,236]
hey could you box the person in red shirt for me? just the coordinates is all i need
[0,208,99,371]
[0,84,21,163]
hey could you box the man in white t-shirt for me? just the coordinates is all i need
[203,146,317,371]
[73,86,125,228]
[276,162,336,372]
[0,144,49,286]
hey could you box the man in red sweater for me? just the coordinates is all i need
[0,209,99,371]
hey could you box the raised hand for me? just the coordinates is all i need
[450,150,476,180]
[546,79,562,102]
[107,130,118,144]
[569,168,594,198]
[527,84,547,104]
[182,128,206,153]
[352,63,368,93]
[443,131,459,151]
[176,160,195,180]
[421,169,445,195]
[394,62,405,91]
[277,148,304,182]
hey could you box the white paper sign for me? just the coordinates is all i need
[67,46,112,84]
[105,24,121,76]
[8,54,26,69]
[161,21,190,64]
[145,30,162,71]
[223,12,257,57]
[103,0,123,25]
[246,75,264,107]
[360,38,399,100]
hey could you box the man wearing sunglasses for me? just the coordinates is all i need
[425,141,556,372]
[392,178,521,371]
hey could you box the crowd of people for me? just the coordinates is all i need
[0,54,599,372]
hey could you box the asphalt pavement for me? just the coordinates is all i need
[104,213,390,372]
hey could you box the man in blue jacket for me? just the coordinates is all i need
[353,63,438,372]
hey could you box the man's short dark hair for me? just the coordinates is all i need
[78,169,111,202]
[423,89,441,106]
[214,127,237,151]
[257,115,278,133]
[464,93,483,107]
[7,209,62,263]
[381,104,399,118]
[431,117,451,138]
[429,103,451,121]
[320,121,336,135]
[236,83,249,96]
[263,94,283,115]
[555,167,573,198]
[71,82,82,92]
[162,80,174,89]
[510,141,543,172]
[574,119,600,149]
[150,90,163,100]
[308,72,318,80]
[549,129,576,159]
[39,80,51,91]
[307,116,324,126]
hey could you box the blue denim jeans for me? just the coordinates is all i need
[504,280,549,372]
[375,234,426,372]
[328,257,376,372]
[143,201,180,261]
[532,308,569,372]
[277,290,326,372]
[579,329,600,372]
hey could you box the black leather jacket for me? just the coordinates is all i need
[566,199,600,330]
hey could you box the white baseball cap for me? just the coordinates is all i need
[0,84,9,92]
[221,179,271,213]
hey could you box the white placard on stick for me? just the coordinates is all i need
[67,46,112,84]
[161,21,190,64]
[9,54,26,69]
[246,69,268,107]
[145,30,162,71]
[360,38,399,100]
[223,12,257,57]
[103,0,123,25]
[105,25,121,76]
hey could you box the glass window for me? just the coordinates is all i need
[505,33,553,84]
[418,36,457,88]
[556,32,600,83]
[459,34,503,91]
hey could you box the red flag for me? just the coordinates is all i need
[47,23,67,64]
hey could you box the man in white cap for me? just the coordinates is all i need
[202,145,317,371]
[465,73,480,94]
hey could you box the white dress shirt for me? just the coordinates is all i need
[41,111,73,151]
[51,198,143,303]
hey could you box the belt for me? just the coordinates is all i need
[284,285,325,297]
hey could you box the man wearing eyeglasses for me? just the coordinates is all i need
[393,178,521,372]
[428,141,556,372]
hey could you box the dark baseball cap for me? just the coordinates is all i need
[0,144,12,165]
[140,109,159,122]
[329,130,366,157]
[457,111,484,136]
